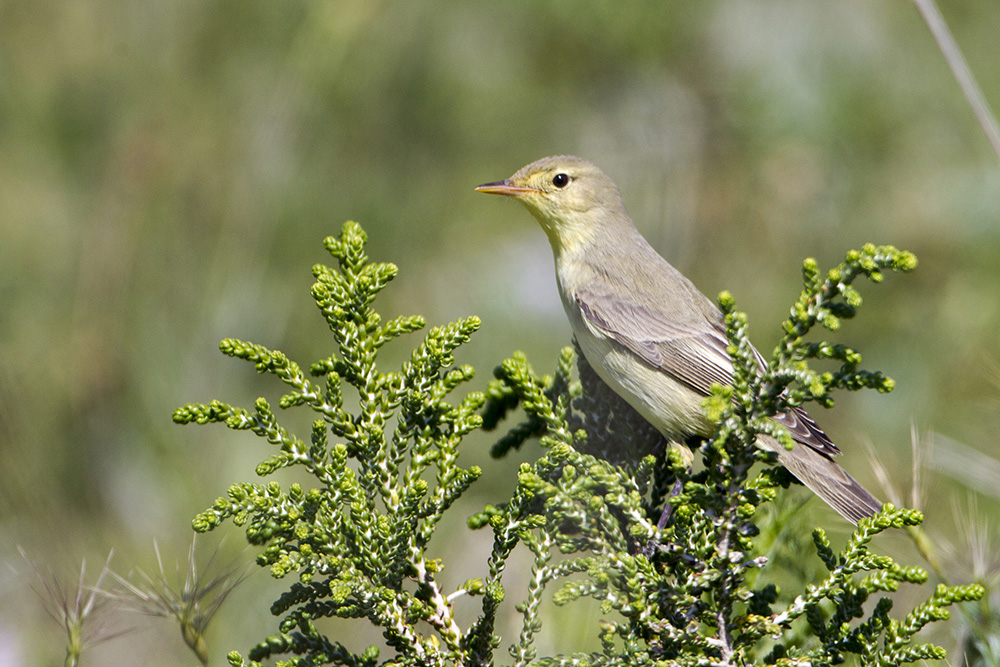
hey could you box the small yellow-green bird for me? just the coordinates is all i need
[476,155,881,524]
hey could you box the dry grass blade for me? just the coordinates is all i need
[912,0,1000,162]
[14,548,128,667]
[108,537,252,665]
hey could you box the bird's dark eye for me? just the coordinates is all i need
[552,172,570,188]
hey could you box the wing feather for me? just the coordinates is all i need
[575,286,840,458]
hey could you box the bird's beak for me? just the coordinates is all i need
[475,180,539,197]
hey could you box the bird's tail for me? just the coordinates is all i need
[761,435,882,524]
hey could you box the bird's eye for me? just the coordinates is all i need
[551,173,570,188]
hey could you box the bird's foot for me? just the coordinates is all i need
[640,478,683,558]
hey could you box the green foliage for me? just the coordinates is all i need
[174,221,490,666]
[476,245,983,666]
[175,228,982,667]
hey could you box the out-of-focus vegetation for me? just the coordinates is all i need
[1,2,997,664]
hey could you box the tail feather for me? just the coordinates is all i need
[761,435,882,524]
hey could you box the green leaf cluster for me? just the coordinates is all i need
[174,222,491,667]
[175,226,982,667]
[475,245,983,666]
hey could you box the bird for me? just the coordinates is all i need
[476,155,881,524]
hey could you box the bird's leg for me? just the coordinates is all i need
[640,477,684,558]
[656,478,684,530]
[641,437,698,555]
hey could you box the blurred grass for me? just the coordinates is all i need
[1,1,998,664]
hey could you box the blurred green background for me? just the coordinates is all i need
[2,1,998,664]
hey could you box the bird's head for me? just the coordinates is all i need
[476,155,628,256]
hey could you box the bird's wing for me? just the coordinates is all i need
[575,287,840,458]
[575,287,735,396]
[774,404,839,456]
